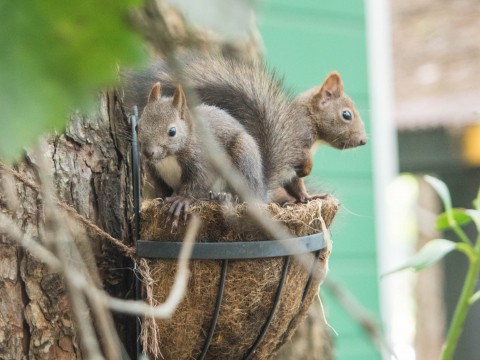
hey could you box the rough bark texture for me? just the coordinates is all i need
[0,91,136,359]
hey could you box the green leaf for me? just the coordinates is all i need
[424,175,459,232]
[474,187,480,211]
[465,210,480,231]
[424,175,452,211]
[0,0,145,160]
[383,239,457,276]
[436,208,473,230]
[470,290,480,305]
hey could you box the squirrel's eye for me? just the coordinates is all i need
[168,127,176,137]
[342,110,352,121]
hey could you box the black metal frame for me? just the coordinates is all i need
[130,109,327,360]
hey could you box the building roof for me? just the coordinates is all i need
[396,91,480,131]
[391,0,480,130]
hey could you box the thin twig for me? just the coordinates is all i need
[0,212,61,268]
[0,209,199,320]
[35,151,105,360]
[83,282,124,360]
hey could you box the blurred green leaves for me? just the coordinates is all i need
[424,175,452,221]
[384,239,457,276]
[0,0,145,160]
[436,209,472,231]
[383,176,480,359]
[384,176,480,276]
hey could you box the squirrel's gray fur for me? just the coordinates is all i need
[138,83,265,204]
[123,53,366,203]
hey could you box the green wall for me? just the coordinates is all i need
[258,1,380,359]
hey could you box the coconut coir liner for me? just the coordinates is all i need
[139,196,339,360]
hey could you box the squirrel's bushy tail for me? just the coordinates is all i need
[122,54,309,197]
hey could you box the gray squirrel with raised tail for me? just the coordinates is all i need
[138,82,265,225]
[124,53,367,205]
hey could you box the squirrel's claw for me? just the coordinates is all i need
[209,191,237,204]
[209,191,221,201]
[165,196,191,228]
[279,193,327,207]
[306,194,328,201]
[281,201,297,208]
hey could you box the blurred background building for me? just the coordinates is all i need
[391,0,480,359]
[259,0,479,359]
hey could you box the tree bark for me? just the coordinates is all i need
[0,91,136,359]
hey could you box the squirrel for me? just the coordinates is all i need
[138,82,265,225]
[123,53,367,205]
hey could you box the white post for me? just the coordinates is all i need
[365,0,401,358]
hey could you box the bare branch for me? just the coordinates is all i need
[35,150,105,360]
[0,212,61,269]
[0,208,199,320]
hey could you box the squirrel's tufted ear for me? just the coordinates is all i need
[148,82,162,103]
[313,71,344,107]
[172,85,188,118]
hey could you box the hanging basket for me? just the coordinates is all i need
[129,106,339,359]
[138,198,338,360]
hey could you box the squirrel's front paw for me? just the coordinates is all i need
[165,196,192,228]
[208,191,238,204]
[307,194,328,201]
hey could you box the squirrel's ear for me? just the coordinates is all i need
[313,71,344,106]
[148,82,162,103]
[172,85,188,118]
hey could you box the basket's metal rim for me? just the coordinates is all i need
[136,232,326,259]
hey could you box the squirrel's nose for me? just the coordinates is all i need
[141,145,156,160]
[144,151,154,160]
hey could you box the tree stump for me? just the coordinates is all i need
[0,91,136,358]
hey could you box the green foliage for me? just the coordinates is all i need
[385,175,480,360]
[0,0,145,160]
[425,175,453,223]
[384,239,457,276]
[424,175,452,209]
[474,188,480,211]
[465,209,480,228]
[436,209,472,230]
[470,291,480,305]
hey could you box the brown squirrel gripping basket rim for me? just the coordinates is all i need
[131,109,327,260]
[130,108,336,360]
